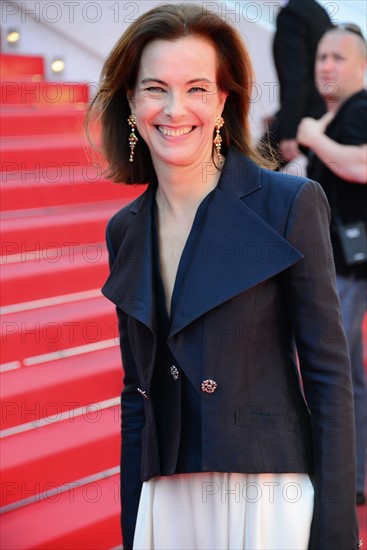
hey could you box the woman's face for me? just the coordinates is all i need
[129,35,228,171]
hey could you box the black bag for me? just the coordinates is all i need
[335,220,367,266]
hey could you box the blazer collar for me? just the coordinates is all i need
[102,149,303,335]
[217,147,263,198]
[169,186,301,337]
[102,182,157,333]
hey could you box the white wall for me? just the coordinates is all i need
[1,1,366,139]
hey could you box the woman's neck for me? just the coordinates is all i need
[154,157,223,218]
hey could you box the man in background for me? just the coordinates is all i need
[260,0,332,165]
[297,24,367,505]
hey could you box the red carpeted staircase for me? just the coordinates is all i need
[0,53,144,549]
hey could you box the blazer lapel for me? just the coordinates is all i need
[102,184,157,334]
[103,150,303,341]
[169,152,303,337]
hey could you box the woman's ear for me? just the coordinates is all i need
[219,90,229,112]
[127,90,135,111]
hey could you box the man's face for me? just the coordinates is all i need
[315,31,366,103]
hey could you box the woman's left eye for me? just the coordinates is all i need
[189,87,207,93]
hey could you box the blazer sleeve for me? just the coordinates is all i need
[279,180,359,549]
[105,225,145,550]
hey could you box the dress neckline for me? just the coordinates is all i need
[152,188,216,324]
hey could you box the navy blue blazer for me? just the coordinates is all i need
[102,149,359,549]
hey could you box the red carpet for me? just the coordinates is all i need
[0,52,143,549]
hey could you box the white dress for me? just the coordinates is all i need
[133,471,314,550]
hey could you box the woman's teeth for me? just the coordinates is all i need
[158,126,193,136]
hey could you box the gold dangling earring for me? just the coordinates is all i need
[127,114,138,162]
[213,115,225,165]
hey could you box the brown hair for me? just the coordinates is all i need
[86,2,273,184]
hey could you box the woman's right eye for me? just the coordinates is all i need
[145,86,165,94]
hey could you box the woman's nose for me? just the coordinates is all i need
[163,91,187,118]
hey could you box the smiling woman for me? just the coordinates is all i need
[128,36,227,173]
[86,3,360,550]
[85,2,271,185]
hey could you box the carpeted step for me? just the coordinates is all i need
[1,346,122,430]
[1,201,122,254]
[1,246,109,306]
[0,472,121,549]
[1,107,87,137]
[0,170,144,211]
[1,134,94,170]
[0,54,44,80]
[1,405,120,506]
[1,295,117,366]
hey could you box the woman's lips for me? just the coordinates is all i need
[157,126,194,137]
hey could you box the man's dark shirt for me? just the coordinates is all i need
[307,90,367,278]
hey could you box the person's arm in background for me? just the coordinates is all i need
[297,110,367,183]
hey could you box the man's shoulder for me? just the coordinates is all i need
[330,90,367,143]
[336,90,367,118]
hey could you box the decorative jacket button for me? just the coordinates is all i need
[137,387,149,400]
[201,379,217,393]
[170,365,179,381]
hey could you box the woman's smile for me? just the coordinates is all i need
[157,125,195,137]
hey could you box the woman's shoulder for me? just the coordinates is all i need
[260,167,323,207]
[105,189,149,261]
[238,156,326,233]
[260,165,309,189]
[229,148,314,199]
[259,165,326,213]
[107,189,147,235]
